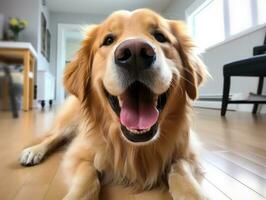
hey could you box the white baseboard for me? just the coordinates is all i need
[193,100,238,110]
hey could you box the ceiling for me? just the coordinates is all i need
[46,0,173,15]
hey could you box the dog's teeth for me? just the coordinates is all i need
[126,127,150,134]
[154,96,158,107]
[118,96,123,107]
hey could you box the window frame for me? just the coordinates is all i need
[186,0,266,51]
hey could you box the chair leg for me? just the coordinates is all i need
[252,76,264,114]
[9,82,18,118]
[3,66,18,118]
[221,76,230,116]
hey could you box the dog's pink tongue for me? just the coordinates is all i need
[120,95,158,130]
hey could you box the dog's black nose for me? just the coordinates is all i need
[114,39,156,70]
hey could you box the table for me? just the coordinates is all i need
[0,41,37,111]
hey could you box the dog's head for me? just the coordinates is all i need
[64,9,207,145]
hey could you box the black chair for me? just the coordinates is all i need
[0,65,19,118]
[221,33,266,116]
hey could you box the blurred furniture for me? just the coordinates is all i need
[0,65,19,118]
[0,65,23,111]
[221,33,266,116]
[0,13,4,40]
[37,71,55,108]
[0,41,37,111]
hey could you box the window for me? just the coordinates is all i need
[193,0,224,49]
[257,0,266,24]
[228,0,252,35]
[187,0,266,50]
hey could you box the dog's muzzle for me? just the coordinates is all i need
[103,39,169,144]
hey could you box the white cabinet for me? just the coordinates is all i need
[37,71,55,108]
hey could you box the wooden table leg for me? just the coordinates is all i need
[29,56,35,109]
[1,79,9,110]
[23,51,30,111]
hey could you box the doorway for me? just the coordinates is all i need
[56,24,83,104]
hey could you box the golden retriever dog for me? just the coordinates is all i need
[20,9,208,200]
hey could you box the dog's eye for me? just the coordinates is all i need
[102,34,115,46]
[153,31,168,43]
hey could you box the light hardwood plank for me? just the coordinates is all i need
[202,178,231,200]
[202,149,266,197]
[202,141,266,168]
[202,160,265,200]
[215,151,266,179]
[13,152,62,200]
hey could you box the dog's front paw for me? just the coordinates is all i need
[169,174,207,200]
[63,193,79,200]
[20,145,46,166]
[63,192,99,200]
[170,186,208,200]
[171,193,207,200]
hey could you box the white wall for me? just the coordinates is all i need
[163,0,266,112]
[163,0,194,20]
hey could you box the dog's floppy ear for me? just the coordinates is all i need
[169,20,208,100]
[64,25,99,101]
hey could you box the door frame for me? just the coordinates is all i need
[56,23,83,104]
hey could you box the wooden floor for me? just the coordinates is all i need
[0,108,265,200]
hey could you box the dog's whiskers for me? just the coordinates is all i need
[182,67,204,80]
[179,75,195,87]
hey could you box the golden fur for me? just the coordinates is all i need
[20,9,208,200]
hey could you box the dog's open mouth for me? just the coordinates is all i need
[106,81,167,143]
